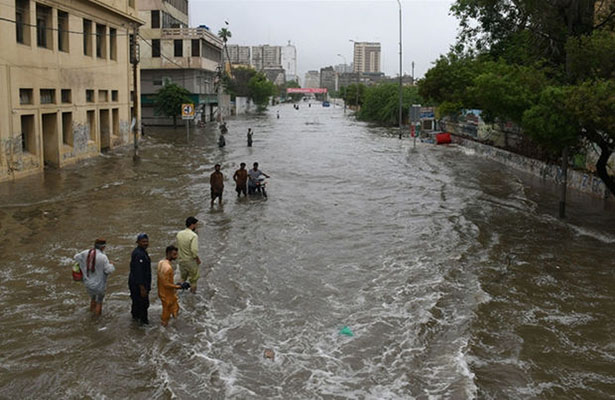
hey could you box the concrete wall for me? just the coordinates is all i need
[452,135,612,199]
[234,97,251,115]
[0,0,139,183]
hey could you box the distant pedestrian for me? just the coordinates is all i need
[157,245,189,327]
[247,128,253,147]
[210,164,224,206]
[129,233,151,324]
[276,111,280,119]
[233,162,248,197]
[218,134,226,148]
[176,216,201,293]
[74,238,115,316]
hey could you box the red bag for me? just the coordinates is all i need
[72,263,83,281]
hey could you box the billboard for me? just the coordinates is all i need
[286,88,328,94]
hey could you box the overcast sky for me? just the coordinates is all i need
[190,0,459,83]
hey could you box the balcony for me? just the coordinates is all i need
[161,28,223,48]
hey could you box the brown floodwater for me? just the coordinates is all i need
[0,103,614,399]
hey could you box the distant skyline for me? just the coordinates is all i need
[190,0,459,83]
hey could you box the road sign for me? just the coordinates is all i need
[409,104,421,123]
[420,106,435,119]
[182,103,195,120]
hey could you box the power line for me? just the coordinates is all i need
[0,15,132,36]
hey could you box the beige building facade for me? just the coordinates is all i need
[138,0,228,125]
[353,42,381,73]
[0,0,142,183]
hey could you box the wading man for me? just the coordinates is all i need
[176,217,201,293]
[233,162,248,197]
[129,233,151,324]
[157,245,189,327]
[210,164,224,206]
[74,238,115,316]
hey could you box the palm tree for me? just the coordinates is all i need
[217,28,233,77]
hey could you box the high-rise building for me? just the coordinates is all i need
[334,63,353,74]
[319,66,337,93]
[304,70,320,89]
[251,45,281,71]
[281,41,298,83]
[227,44,251,66]
[0,0,141,182]
[353,42,381,73]
[139,0,229,125]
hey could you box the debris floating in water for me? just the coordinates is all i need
[264,348,275,360]
[339,326,354,336]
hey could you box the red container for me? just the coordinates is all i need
[436,133,452,144]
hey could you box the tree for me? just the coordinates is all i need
[153,81,192,127]
[217,27,233,76]
[341,83,366,108]
[223,66,257,98]
[420,0,615,196]
[358,83,423,125]
[248,72,275,111]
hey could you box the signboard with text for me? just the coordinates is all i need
[286,88,328,94]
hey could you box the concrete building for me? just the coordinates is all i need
[138,0,229,125]
[353,42,381,73]
[319,66,337,93]
[281,41,298,83]
[264,68,286,86]
[334,63,353,74]
[0,0,141,183]
[304,71,320,89]
[251,45,281,71]
[227,44,250,66]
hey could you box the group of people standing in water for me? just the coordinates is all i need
[73,216,202,327]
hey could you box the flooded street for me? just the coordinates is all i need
[1,104,614,399]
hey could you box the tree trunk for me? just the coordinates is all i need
[595,140,615,197]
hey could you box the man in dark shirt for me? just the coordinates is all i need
[129,233,151,324]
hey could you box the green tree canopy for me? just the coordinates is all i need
[358,83,423,126]
[248,72,275,111]
[419,0,615,196]
[223,66,257,98]
[153,81,192,127]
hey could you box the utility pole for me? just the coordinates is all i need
[131,25,140,161]
[411,61,415,85]
[559,147,568,218]
[397,0,403,139]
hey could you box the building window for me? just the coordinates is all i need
[151,10,160,29]
[21,115,36,154]
[87,110,96,140]
[128,0,134,8]
[98,90,108,102]
[86,89,94,103]
[36,3,52,49]
[19,88,33,105]
[16,0,30,45]
[58,10,69,52]
[83,19,92,56]
[130,90,134,103]
[40,89,55,104]
[109,28,117,60]
[152,39,160,57]
[191,39,200,57]
[111,90,118,102]
[174,39,182,57]
[96,24,106,58]
[61,89,71,103]
[153,80,162,86]
[62,112,73,146]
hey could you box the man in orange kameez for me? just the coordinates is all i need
[157,245,188,326]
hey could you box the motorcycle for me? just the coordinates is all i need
[248,175,267,198]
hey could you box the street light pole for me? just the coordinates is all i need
[349,39,359,111]
[397,0,403,139]
[337,54,347,113]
